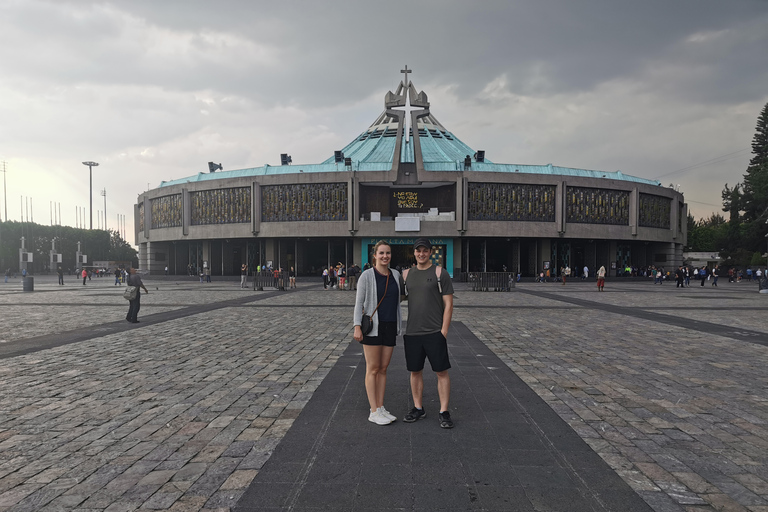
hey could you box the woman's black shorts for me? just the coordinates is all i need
[361,321,397,347]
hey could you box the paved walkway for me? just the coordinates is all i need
[0,275,766,511]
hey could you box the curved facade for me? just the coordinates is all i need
[135,71,686,277]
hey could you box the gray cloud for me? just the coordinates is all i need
[0,0,766,234]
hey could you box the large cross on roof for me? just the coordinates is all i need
[401,65,411,89]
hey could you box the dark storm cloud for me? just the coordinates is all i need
[4,0,766,107]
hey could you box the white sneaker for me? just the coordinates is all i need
[378,407,397,422]
[368,410,392,425]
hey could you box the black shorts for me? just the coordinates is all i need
[404,331,451,373]
[361,321,397,347]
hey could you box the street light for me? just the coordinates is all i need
[82,161,99,229]
[100,188,107,231]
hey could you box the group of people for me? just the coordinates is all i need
[324,263,362,290]
[656,265,723,286]
[353,238,455,429]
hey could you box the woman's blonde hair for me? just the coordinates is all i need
[371,240,391,266]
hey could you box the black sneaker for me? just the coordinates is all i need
[439,411,454,429]
[403,407,426,423]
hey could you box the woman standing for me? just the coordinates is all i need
[353,241,403,425]
[597,265,606,291]
[289,267,296,288]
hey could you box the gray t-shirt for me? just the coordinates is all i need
[405,265,454,336]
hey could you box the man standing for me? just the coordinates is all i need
[402,238,455,429]
[241,263,248,288]
[57,266,64,285]
[675,266,685,288]
[347,263,358,291]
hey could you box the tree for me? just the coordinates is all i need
[0,221,137,273]
[720,101,768,255]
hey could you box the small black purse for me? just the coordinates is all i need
[360,272,389,337]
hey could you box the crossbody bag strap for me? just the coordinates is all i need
[368,270,390,319]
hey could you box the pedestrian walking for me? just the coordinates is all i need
[353,241,403,425]
[402,238,455,429]
[289,266,296,288]
[82,268,87,285]
[240,263,248,288]
[700,266,707,286]
[126,268,149,323]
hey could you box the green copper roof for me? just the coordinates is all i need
[158,75,662,189]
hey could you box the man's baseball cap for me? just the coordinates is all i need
[413,238,432,250]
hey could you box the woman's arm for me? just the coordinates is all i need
[352,271,369,342]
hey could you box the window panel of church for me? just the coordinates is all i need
[261,183,348,222]
[150,195,182,229]
[565,187,629,225]
[190,187,252,225]
[638,194,671,229]
[467,183,555,221]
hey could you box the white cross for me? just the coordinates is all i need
[392,87,424,144]
[401,65,411,88]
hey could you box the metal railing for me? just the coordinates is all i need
[253,270,290,291]
[468,272,516,292]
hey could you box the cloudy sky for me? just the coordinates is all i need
[1,0,767,243]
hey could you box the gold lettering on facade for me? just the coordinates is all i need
[393,191,420,209]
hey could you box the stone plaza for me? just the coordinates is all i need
[0,274,767,511]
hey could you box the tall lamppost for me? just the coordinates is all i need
[100,188,107,231]
[82,161,99,229]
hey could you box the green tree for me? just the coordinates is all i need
[687,213,728,252]
[737,102,768,250]
[0,221,137,273]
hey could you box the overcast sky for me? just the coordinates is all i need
[1,0,767,244]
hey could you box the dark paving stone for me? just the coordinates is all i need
[234,321,654,512]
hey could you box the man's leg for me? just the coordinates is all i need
[436,370,451,412]
[410,371,424,409]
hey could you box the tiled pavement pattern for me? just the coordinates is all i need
[235,321,654,511]
[0,275,766,510]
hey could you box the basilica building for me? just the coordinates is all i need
[135,69,686,277]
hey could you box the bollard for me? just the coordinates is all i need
[22,276,34,292]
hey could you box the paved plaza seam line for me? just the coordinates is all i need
[517,288,768,346]
[0,290,286,359]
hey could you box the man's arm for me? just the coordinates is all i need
[441,294,453,338]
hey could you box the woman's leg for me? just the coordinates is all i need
[363,345,393,412]
[375,346,394,408]
[363,345,383,412]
